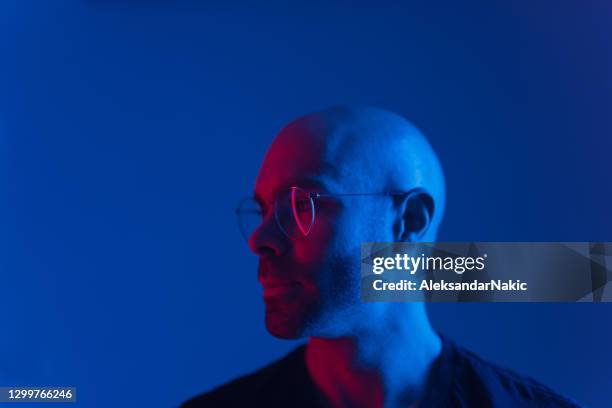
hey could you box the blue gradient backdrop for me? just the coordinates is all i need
[1,1,611,407]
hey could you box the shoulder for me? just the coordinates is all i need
[180,345,308,408]
[450,341,582,407]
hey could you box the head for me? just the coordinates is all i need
[248,106,445,339]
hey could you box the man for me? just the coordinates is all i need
[182,106,580,407]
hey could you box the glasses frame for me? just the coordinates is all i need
[235,186,426,241]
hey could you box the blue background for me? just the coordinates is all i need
[1,1,611,407]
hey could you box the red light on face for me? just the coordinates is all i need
[290,186,314,237]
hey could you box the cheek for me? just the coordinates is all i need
[292,203,357,261]
[292,208,362,290]
[295,202,384,259]
[292,224,336,266]
[291,203,390,284]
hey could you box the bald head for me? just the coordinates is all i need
[260,106,445,235]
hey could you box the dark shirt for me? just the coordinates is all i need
[181,335,581,407]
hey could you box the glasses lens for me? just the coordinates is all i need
[236,198,263,242]
[275,187,315,238]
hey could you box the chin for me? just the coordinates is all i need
[262,290,320,339]
[265,313,305,339]
[263,300,322,339]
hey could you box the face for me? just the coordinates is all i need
[248,123,393,339]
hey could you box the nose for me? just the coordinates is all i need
[248,211,288,258]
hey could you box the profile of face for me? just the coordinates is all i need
[247,107,444,339]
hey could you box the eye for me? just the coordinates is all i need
[294,198,311,213]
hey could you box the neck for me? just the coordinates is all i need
[305,304,441,408]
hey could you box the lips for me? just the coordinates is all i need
[262,281,302,298]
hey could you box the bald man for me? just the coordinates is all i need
[182,107,580,407]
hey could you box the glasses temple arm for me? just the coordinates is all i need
[312,188,425,199]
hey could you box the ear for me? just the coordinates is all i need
[394,190,434,242]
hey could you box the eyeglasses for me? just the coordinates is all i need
[235,186,424,241]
